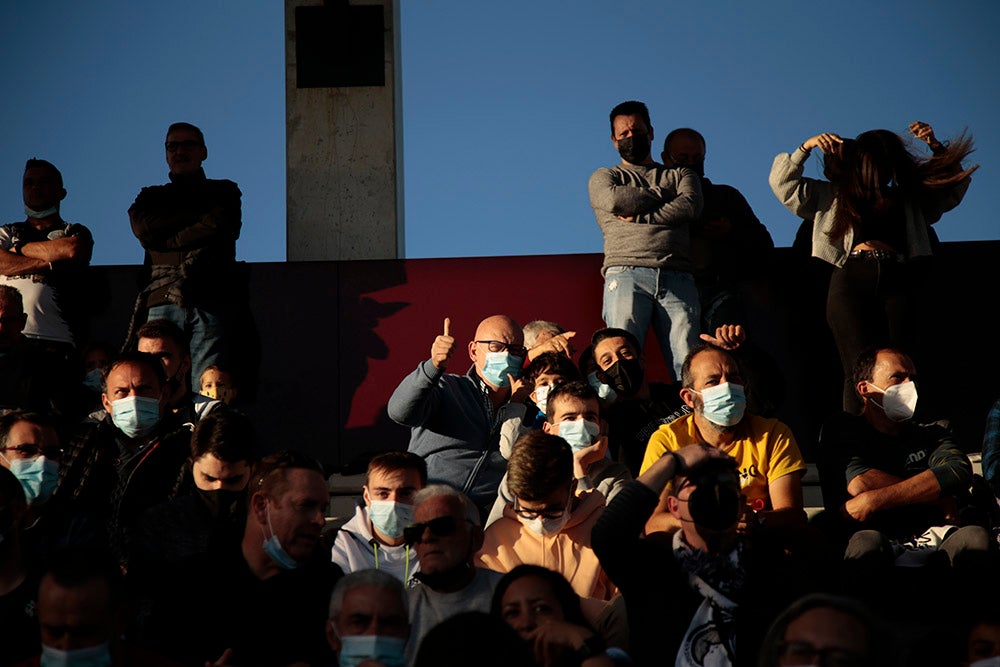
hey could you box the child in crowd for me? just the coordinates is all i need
[199,364,239,407]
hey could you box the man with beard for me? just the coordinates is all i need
[640,344,806,536]
[587,100,703,385]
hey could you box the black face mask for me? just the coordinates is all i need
[687,479,741,532]
[196,487,246,521]
[617,133,651,164]
[599,358,644,397]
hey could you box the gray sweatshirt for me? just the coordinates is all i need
[588,163,703,275]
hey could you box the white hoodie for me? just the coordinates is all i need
[330,502,419,585]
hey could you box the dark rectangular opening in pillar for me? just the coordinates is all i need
[295,4,385,88]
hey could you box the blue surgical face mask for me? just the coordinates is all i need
[338,635,407,667]
[110,395,160,439]
[10,456,59,506]
[481,351,523,388]
[587,372,617,403]
[262,499,301,570]
[368,500,414,540]
[82,368,104,392]
[557,419,601,451]
[693,382,747,428]
[25,204,59,219]
[41,642,112,667]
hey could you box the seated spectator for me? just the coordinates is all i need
[592,444,814,665]
[477,431,616,602]
[640,343,806,536]
[589,327,686,476]
[132,410,257,589]
[962,612,1000,667]
[516,351,581,434]
[140,450,342,666]
[56,352,192,570]
[198,362,241,407]
[0,466,40,664]
[404,484,503,665]
[136,318,224,424]
[757,592,891,667]
[388,315,528,520]
[492,564,630,666]
[544,381,631,504]
[579,344,618,407]
[34,545,181,666]
[326,569,410,667]
[414,610,534,667]
[331,450,427,583]
[822,347,991,635]
[0,284,74,418]
[0,410,101,562]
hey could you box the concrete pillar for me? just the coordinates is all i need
[285,0,404,261]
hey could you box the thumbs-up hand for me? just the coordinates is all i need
[431,317,457,370]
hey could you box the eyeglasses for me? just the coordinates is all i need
[776,642,867,667]
[165,140,203,152]
[0,444,63,460]
[512,498,569,521]
[475,340,528,358]
[403,515,469,545]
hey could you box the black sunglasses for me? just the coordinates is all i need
[403,515,465,545]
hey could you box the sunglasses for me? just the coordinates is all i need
[403,515,468,545]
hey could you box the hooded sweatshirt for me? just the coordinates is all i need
[475,490,617,601]
[330,502,419,584]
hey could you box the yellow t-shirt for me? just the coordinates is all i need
[639,413,806,507]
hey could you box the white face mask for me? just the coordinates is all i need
[533,383,552,414]
[869,381,918,421]
[556,418,600,451]
[522,510,571,537]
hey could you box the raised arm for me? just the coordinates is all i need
[768,134,841,220]
[386,318,456,427]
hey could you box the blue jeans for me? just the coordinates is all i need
[601,266,700,382]
[147,303,227,389]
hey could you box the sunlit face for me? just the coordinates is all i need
[257,468,328,562]
[468,316,524,387]
[593,336,638,372]
[529,370,568,406]
[500,574,566,640]
[100,361,164,414]
[544,395,600,429]
[411,495,476,576]
[38,576,118,650]
[22,166,65,212]
[192,452,251,491]
[866,350,916,395]
[165,127,207,175]
[200,368,236,401]
[363,466,423,506]
[681,349,743,412]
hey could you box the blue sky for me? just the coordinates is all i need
[1,1,997,266]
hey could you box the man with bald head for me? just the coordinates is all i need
[388,315,528,519]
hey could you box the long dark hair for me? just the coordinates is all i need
[823,128,977,242]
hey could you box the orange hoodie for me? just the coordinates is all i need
[475,489,618,601]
